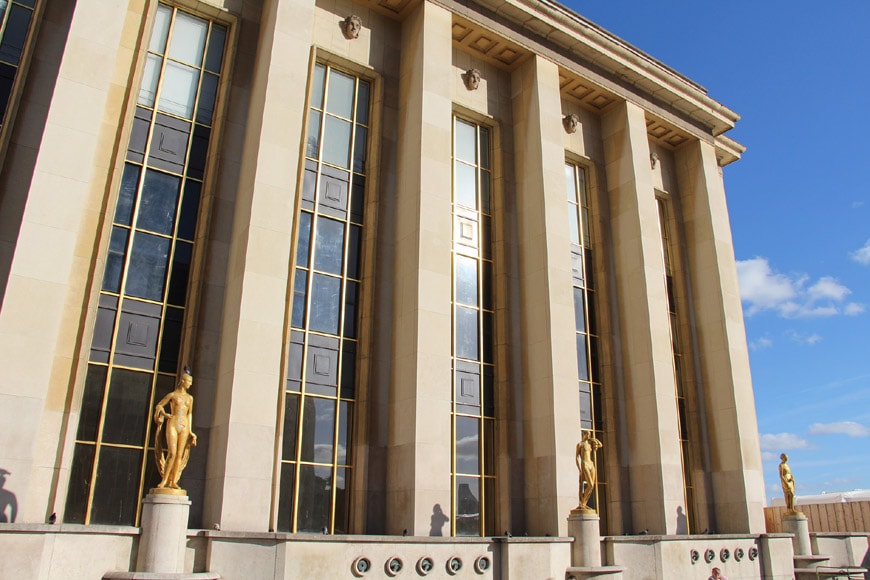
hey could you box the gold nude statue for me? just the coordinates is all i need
[779,453,799,514]
[575,431,603,513]
[152,366,197,493]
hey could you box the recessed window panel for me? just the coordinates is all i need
[115,164,141,226]
[63,444,95,524]
[300,396,335,463]
[296,212,312,268]
[309,274,341,335]
[587,290,597,333]
[310,64,325,110]
[167,11,208,66]
[0,4,33,64]
[574,288,586,333]
[481,262,492,311]
[565,164,575,200]
[204,25,226,73]
[483,419,495,475]
[480,171,491,215]
[76,365,108,442]
[355,80,369,125]
[579,386,592,429]
[296,465,332,532]
[137,170,180,235]
[326,70,355,118]
[158,306,183,373]
[352,125,367,173]
[277,462,296,532]
[196,72,218,124]
[479,128,490,170]
[188,125,209,180]
[125,232,171,301]
[90,446,143,525]
[149,5,172,54]
[103,227,129,293]
[101,369,151,446]
[306,110,321,158]
[291,270,307,329]
[159,61,199,118]
[455,476,480,536]
[568,206,580,244]
[576,333,589,381]
[456,256,478,307]
[482,312,493,364]
[177,180,201,240]
[322,116,351,168]
[455,416,480,475]
[282,394,300,460]
[346,225,361,279]
[167,240,192,306]
[0,63,15,120]
[340,341,356,398]
[455,162,477,209]
[455,306,479,361]
[138,54,162,107]
[313,216,344,275]
[337,401,352,465]
[343,281,358,339]
[455,120,476,164]
[350,178,365,224]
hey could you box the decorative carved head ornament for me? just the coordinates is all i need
[463,68,482,91]
[342,15,362,39]
[562,113,580,134]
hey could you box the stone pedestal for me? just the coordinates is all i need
[782,513,812,556]
[566,511,623,580]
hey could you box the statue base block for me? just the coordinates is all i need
[136,493,192,574]
[782,513,812,556]
[568,511,602,568]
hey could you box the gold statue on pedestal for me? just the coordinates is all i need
[152,366,197,494]
[575,431,603,513]
[779,453,799,514]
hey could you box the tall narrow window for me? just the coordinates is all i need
[0,0,38,132]
[451,117,494,536]
[657,196,695,533]
[277,63,370,534]
[566,162,607,531]
[64,4,226,526]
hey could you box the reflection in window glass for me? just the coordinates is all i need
[325,70,355,118]
[322,115,352,168]
[159,61,199,118]
[309,274,341,335]
[167,11,208,66]
[313,216,345,275]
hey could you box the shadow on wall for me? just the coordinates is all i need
[430,504,449,536]
[676,506,688,535]
[0,468,18,522]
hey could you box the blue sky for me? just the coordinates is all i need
[563,1,870,501]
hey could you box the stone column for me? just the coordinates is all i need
[386,0,453,535]
[782,512,811,556]
[510,55,582,536]
[136,494,191,573]
[675,140,766,533]
[601,100,684,534]
[0,0,136,522]
[204,0,316,530]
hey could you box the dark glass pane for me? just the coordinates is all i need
[101,368,151,446]
[302,164,317,203]
[481,215,492,260]
[158,307,183,373]
[90,297,117,363]
[484,477,495,536]
[282,394,300,460]
[166,241,191,306]
[343,281,358,339]
[574,288,586,333]
[482,262,492,311]
[126,232,171,301]
[455,162,476,209]
[346,225,361,279]
[455,256,477,307]
[480,171,491,215]
[0,63,15,120]
[326,69,354,118]
[355,80,369,124]
[350,177,365,224]
[309,274,340,335]
[455,306,478,361]
[77,365,108,442]
[590,336,600,383]
[188,125,210,180]
[306,110,321,158]
[579,386,592,430]
[333,467,349,534]
[313,217,344,275]
[103,227,129,293]
[310,64,325,110]
[204,24,226,73]
[0,5,33,64]
[455,416,479,475]
[340,341,356,398]
[337,401,352,465]
[479,127,490,169]
[296,464,331,532]
[300,396,335,463]
[587,290,597,334]
[196,72,218,124]
[90,446,143,525]
[576,334,589,381]
[137,170,180,235]
[455,476,480,536]
[482,312,493,364]
[291,270,307,328]
[585,248,595,289]
[63,443,95,524]
[115,164,141,226]
[154,374,174,408]
[592,384,603,428]
[296,212,312,268]
[483,419,495,476]
[277,462,296,532]
[483,366,494,417]
[177,180,201,241]
[322,116,351,168]
[352,125,367,173]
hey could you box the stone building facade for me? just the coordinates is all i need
[0,0,818,578]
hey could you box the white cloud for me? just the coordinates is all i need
[787,330,822,346]
[851,240,870,265]
[749,337,773,350]
[736,257,861,318]
[759,432,810,451]
[808,421,870,437]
